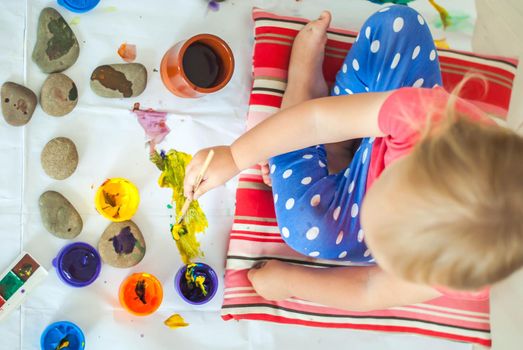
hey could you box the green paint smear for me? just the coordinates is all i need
[46,16,76,60]
[102,6,118,13]
[68,85,78,101]
[70,16,80,26]
[0,271,24,300]
[432,11,474,32]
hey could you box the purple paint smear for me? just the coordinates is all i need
[132,103,170,153]
[109,226,137,255]
[208,1,220,11]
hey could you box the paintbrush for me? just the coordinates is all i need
[177,149,215,224]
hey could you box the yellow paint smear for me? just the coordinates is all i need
[164,314,189,329]
[151,150,208,264]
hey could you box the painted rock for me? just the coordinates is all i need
[98,220,146,268]
[41,137,78,180]
[90,63,147,98]
[32,7,80,73]
[40,73,78,117]
[39,190,83,239]
[1,82,37,126]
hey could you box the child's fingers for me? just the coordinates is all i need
[193,178,211,200]
[184,166,198,200]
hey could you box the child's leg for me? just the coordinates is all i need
[270,5,442,262]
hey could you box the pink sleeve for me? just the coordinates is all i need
[377,87,448,165]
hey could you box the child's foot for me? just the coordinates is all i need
[285,11,331,104]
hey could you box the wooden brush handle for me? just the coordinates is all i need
[178,149,215,223]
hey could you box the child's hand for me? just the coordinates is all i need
[248,260,293,301]
[184,146,240,200]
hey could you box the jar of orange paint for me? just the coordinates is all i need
[160,34,234,98]
[119,273,163,316]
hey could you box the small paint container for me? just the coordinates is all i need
[53,242,101,287]
[160,34,234,98]
[40,321,85,350]
[119,272,163,316]
[95,178,140,222]
[57,0,100,13]
[175,263,218,305]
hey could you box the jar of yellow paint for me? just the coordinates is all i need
[95,178,140,222]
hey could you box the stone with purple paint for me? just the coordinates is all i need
[98,220,146,268]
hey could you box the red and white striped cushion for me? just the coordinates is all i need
[221,8,519,348]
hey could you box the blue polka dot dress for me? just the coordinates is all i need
[269,5,442,262]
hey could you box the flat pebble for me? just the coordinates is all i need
[41,137,78,180]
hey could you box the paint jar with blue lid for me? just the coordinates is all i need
[175,263,218,305]
[57,0,100,13]
[53,242,101,287]
[41,321,85,350]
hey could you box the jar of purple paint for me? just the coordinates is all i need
[174,263,218,305]
[52,242,101,287]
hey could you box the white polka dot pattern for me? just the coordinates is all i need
[412,45,420,60]
[352,59,360,71]
[336,231,344,245]
[281,227,290,238]
[370,40,380,53]
[310,194,321,207]
[393,17,404,32]
[306,227,320,240]
[301,177,312,185]
[333,206,341,221]
[285,198,295,210]
[351,203,359,218]
[282,169,292,179]
[391,53,401,69]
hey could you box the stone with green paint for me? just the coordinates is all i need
[40,73,78,117]
[90,63,147,98]
[32,7,80,73]
[98,220,146,268]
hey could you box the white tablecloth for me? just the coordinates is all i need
[0,0,475,349]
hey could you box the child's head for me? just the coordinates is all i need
[362,112,523,291]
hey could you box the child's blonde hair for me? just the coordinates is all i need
[377,77,523,290]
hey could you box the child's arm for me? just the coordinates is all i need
[231,92,390,170]
[184,92,391,198]
[248,260,441,312]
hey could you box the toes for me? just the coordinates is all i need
[315,10,332,29]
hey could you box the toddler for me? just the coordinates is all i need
[184,5,523,310]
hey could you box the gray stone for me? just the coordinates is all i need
[40,73,78,117]
[39,190,83,239]
[98,220,146,268]
[1,82,37,126]
[41,137,78,180]
[90,63,147,98]
[32,7,80,73]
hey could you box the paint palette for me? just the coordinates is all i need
[0,252,47,322]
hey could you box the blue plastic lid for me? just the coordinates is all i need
[41,321,85,350]
[57,0,100,13]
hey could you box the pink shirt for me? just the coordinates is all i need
[367,87,492,301]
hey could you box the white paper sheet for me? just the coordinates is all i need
[0,0,476,349]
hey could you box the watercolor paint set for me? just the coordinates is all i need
[0,252,47,322]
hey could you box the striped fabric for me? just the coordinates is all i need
[221,8,518,348]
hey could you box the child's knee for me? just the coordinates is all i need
[364,5,429,40]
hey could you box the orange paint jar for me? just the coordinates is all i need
[160,34,234,98]
[119,273,163,316]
